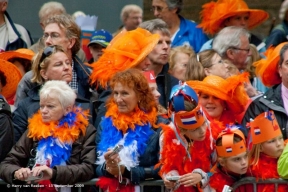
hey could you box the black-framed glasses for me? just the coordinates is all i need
[229,47,250,53]
[150,6,169,12]
[39,46,56,63]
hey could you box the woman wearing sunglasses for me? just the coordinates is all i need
[13,45,93,142]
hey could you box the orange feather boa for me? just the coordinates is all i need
[27,107,89,143]
[105,102,158,133]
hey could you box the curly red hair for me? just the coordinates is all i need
[109,68,156,113]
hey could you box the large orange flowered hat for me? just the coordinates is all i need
[0,48,34,61]
[0,59,22,100]
[186,73,250,115]
[253,42,288,87]
[90,28,160,88]
[198,0,269,35]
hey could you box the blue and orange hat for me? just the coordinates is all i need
[88,29,113,47]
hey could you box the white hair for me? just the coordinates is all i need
[40,80,76,109]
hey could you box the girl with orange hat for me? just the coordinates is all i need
[187,73,250,125]
[209,127,249,192]
[157,83,223,192]
[247,111,286,191]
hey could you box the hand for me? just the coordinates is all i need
[104,149,123,176]
[31,165,53,181]
[162,176,177,189]
[244,81,258,97]
[14,168,32,181]
[179,173,202,187]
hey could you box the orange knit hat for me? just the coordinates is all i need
[90,28,160,88]
[253,42,288,87]
[186,73,250,115]
[0,59,22,100]
[248,111,282,144]
[0,48,35,61]
[198,0,269,35]
[216,128,246,157]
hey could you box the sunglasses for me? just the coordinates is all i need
[39,46,56,63]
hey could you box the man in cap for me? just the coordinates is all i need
[87,29,112,63]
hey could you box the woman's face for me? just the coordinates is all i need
[182,123,207,141]
[170,52,189,81]
[223,151,248,175]
[149,82,160,105]
[224,12,250,29]
[135,57,152,71]
[40,52,72,83]
[113,82,138,114]
[204,53,229,79]
[199,93,225,120]
[261,135,284,158]
[40,93,66,123]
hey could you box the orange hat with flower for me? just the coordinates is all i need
[248,111,282,144]
[0,59,22,100]
[198,0,269,35]
[0,48,35,61]
[90,28,160,88]
[186,73,250,115]
[253,42,288,87]
[216,128,246,157]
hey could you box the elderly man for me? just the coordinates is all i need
[15,14,91,107]
[243,43,288,140]
[151,0,208,52]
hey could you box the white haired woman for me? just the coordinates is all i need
[0,80,96,191]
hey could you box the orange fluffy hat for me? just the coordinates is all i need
[216,128,246,157]
[253,42,288,87]
[198,0,269,35]
[90,28,160,88]
[0,59,22,100]
[248,111,282,144]
[186,73,250,115]
[0,48,35,61]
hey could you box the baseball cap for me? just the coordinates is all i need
[88,29,113,47]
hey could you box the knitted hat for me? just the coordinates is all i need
[198,0,269,35]
[0,48,34,61]
[143,70,156,83]
[90,28,160,88]
[186,73,250,115]
[248,111,282,144]
[216,128,246,157]
[253,42,287,87]
[0,59,22,100]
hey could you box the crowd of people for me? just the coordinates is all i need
[1,0,288,191]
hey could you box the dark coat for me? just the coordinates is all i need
[242,84,288,139]
[0,123,96,191]
[13,85,93,143]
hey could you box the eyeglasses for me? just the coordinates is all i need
[39,46,56,63]
[229,47,250,53]
[150,6,169,13]
[43,32,60,40]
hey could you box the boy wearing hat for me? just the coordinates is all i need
[87,29,112,64]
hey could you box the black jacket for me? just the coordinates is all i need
[242,84,288,139]
[13,85,93,143]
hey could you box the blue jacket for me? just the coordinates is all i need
[13,85,94,142]
[3,12,33,51]
[172,16,208,53]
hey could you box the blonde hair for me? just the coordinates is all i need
[38,1,66,24]
[120,4,142,22]
[249,143,261,166]
[31,45,67,84]
[246,44,261,78]
[169,45,195,70]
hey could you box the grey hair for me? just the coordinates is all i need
[279,43,288,67]
[139,18,170,37]
[165,0,183,14]
[120,4,142,22]
[212,26,250,58]
[40,80,76,109]
[38,1,66,23]
[279,0,288,20]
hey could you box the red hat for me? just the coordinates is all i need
[143,70,156,83]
